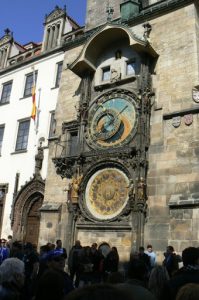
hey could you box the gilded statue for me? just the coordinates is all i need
[70,174,83,203]
[137,177,146,200]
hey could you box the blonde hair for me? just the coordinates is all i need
[148,265,169,299]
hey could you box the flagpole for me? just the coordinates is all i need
[36,88,41,135]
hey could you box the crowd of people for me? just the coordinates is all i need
[0,236,199,300]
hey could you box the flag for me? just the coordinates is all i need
[31,83,36,121]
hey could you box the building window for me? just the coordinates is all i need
[49,111,56,138]
[0,125,5,155]
[23,72,37,97]
[15,119,30,151]
[102,66,111,81]
[55,62,63,87]
[0,81,12,104]
[126,60,136,76]
[69,131,78,156]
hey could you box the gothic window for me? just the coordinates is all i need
[0,125,5,155]
[102,66,111,81]
[15,119,30,151]
[0,81,12,104]
[69,131,78,156]
[48,111,56,138]
[23,72,37,97]
[55,61,63,87]
[126,59,136,76]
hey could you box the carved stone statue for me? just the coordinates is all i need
[70,174,83,203]
[35,146,44,176]
[137,177,146,201]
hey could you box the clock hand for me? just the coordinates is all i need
[105,105,128,127]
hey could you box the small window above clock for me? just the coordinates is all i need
[102,66,111,81]
[126,59,136,76]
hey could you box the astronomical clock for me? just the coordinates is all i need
[53,24,155,251]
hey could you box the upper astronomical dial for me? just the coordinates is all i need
[87,95,138,149]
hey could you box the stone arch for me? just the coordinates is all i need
[11,176,45,245]
[70,24,158,77]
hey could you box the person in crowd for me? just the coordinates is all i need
[68,240,82,287]
[148,265,170,300]
[23,242,39,300]
[138,247,151,272]
[90,243,103,283]
[37,244,52,279]
[78,246,93,287]
[0,257,25,300]
[0,238,9,264]
[64,283,135,300]
[34,269,66,300]
[176,283,199,300]
[54,239,67,258]
[145,245,156,269]
[116,258,156,300]
[7,235,13,250]
[10,241,23,260]
[46,250,74,295]
[103,246,119,281]
[162,245,179,277]
[168,246,199,300]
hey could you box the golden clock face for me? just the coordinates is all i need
[87,95,138,149]
[85,168,129,220]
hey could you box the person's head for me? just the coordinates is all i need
[166,245,174,254]
[176,283,199,300]
[64,284,134,300]
[148,265,169,297]
[139,246,145,254]
[24,242,34,254]
[0,238,7,247]
[7,235,12,240]
[147,245,153,253]
[91,243,97,249]
[47,252,66,272]
[35,269,65,300]
[182,247,199,267]
[75,240,81,247]
[56,239,62,248]
[0,258,25,289]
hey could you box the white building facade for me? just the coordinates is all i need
[0,6,81,245]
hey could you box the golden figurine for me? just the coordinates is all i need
[137,177,146,200]
[70,174,83,203]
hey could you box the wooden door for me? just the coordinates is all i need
[24,198,42,246]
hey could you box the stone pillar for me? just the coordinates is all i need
[44,28,50,51]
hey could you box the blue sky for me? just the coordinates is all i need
[0,0,87,45]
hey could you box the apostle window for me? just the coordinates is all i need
[126,60,136,76]
[102,66,111,81]
[0,81,12,104]
[15,119,30,151]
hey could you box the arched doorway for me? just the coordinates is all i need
[23,195,43,245]
[11,176,45,246]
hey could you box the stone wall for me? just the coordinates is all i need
[85,0,122,31]
[144,3,199,257]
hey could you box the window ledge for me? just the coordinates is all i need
[169,194,199,208]
[0,101,10,106]
[94,75,137,91]
[51,86,59,90]
[11,149,28,155]
[19,95,31,100]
